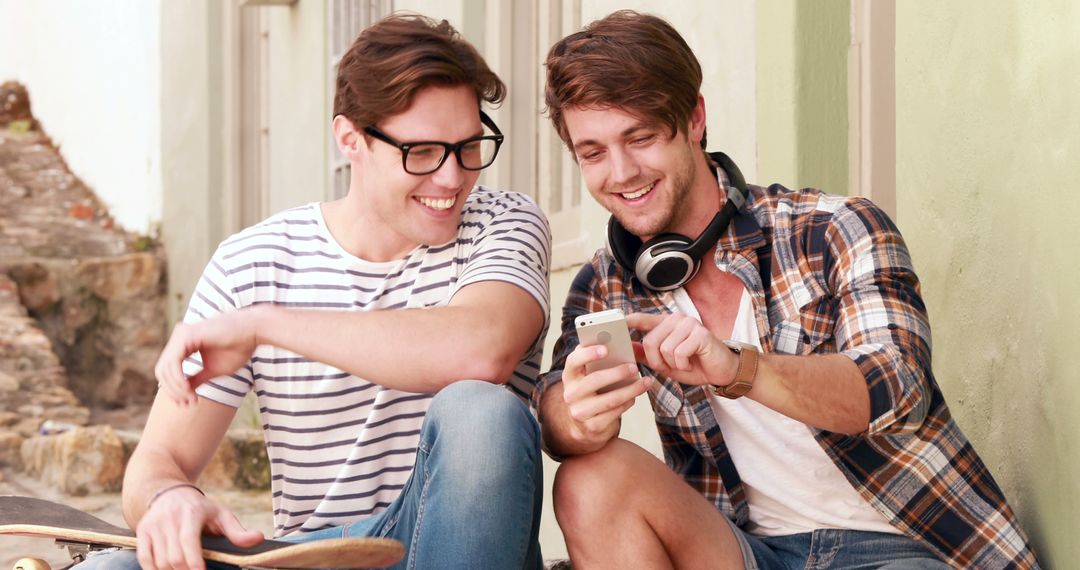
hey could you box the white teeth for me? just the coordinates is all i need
[621,182,654,200]
[417,196,456,211]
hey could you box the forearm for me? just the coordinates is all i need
[122,395,235,529]
[250,303,532,392]
[539,382,620,458]
[749,353,870,435]
[121,446,200,529]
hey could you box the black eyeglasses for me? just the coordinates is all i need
[363,111,505,175]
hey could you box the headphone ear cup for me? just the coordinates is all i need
[606,217,642,273]
[636,233,697,291]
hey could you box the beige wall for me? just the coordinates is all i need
[896,2,1080,565]
[264,2,331,212]
[161,2,334,321]
[160,0,225,323]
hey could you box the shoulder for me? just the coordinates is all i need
[461,187,548,226]
[460,186,552,238]
[213,203,330,266]
[748,184,898,239]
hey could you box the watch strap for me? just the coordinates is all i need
[713,341,759,399]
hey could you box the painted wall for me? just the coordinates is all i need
[756,0,848,194]
[161,2,334,321]
[264,2,331,213]
[0,0,162,233]
[159,0,227,323]
[896,2,1080,566]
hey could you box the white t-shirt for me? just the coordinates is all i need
[671,287,899,537]
[184,187,550,536]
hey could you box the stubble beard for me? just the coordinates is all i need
[611,151,697,239]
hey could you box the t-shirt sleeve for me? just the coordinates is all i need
[184,248,254,408]
[454,193,552,321]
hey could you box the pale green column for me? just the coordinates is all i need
[757,0,848,193]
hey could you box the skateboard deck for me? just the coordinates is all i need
[0,496,404,569]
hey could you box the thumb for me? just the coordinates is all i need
[186,368,217,389]
[625,312,663,333]
[217,511,264,547]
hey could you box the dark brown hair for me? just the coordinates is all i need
[544,10,705,149]
[334,14,505,129]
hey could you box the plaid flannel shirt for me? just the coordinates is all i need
[534,172,1039,568]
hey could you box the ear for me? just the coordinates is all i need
[688,94,707,145]
[332,115,365,160]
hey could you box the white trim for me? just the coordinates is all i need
[222,0,243,236]
[222,1,271,234]
[486,0,585,270]
[326,1,393,200]
[241,0,297,5]
[848,0,896,218]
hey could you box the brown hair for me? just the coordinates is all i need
[334,14,505,129]
[544,10,705,149]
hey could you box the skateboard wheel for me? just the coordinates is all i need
[13,559,51,570]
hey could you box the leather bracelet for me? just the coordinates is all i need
[147,483,204,510]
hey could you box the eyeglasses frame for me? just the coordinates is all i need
[362,111,505,175]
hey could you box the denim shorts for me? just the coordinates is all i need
[723,518,951,570]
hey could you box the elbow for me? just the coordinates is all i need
[481,356,520,385]
[835,411,871,436]
[457,348,520,385]
[866,384,931,436]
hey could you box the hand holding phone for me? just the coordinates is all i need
[575,309,641,393]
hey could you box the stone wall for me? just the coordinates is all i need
[4,254,166,407]
[0,274,88,468]
[0,81,166,410]
[19,426,270,495]
[0,82,270,493]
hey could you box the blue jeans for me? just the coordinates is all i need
[77,380,544,569]
[725,520,951,569]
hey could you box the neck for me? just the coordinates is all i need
[672,150,725,238]
[322,190,411,262]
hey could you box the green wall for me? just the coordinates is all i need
[757,0,848,193]
[897,2,1080,566]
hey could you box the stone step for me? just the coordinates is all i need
[17,425,269,495]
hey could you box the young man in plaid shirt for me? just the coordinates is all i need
[535,10,1039,569]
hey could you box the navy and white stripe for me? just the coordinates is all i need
[185,187,550,536]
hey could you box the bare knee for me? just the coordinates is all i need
[552,439,654,534]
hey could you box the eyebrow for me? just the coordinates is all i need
[572,123,656,153]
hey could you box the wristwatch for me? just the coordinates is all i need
[712,340,759,399]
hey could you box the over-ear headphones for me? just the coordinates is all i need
[606,152,748,291]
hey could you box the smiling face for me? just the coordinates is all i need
[339,85,485,260]
[563,104,709,241]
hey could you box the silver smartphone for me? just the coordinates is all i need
[575,308,641,392]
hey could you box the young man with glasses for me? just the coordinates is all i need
[78,14,550,570]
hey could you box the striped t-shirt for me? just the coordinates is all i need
[183,187,550,536]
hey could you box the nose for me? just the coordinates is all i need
[430,152,466,189]
[608,148,640,187]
